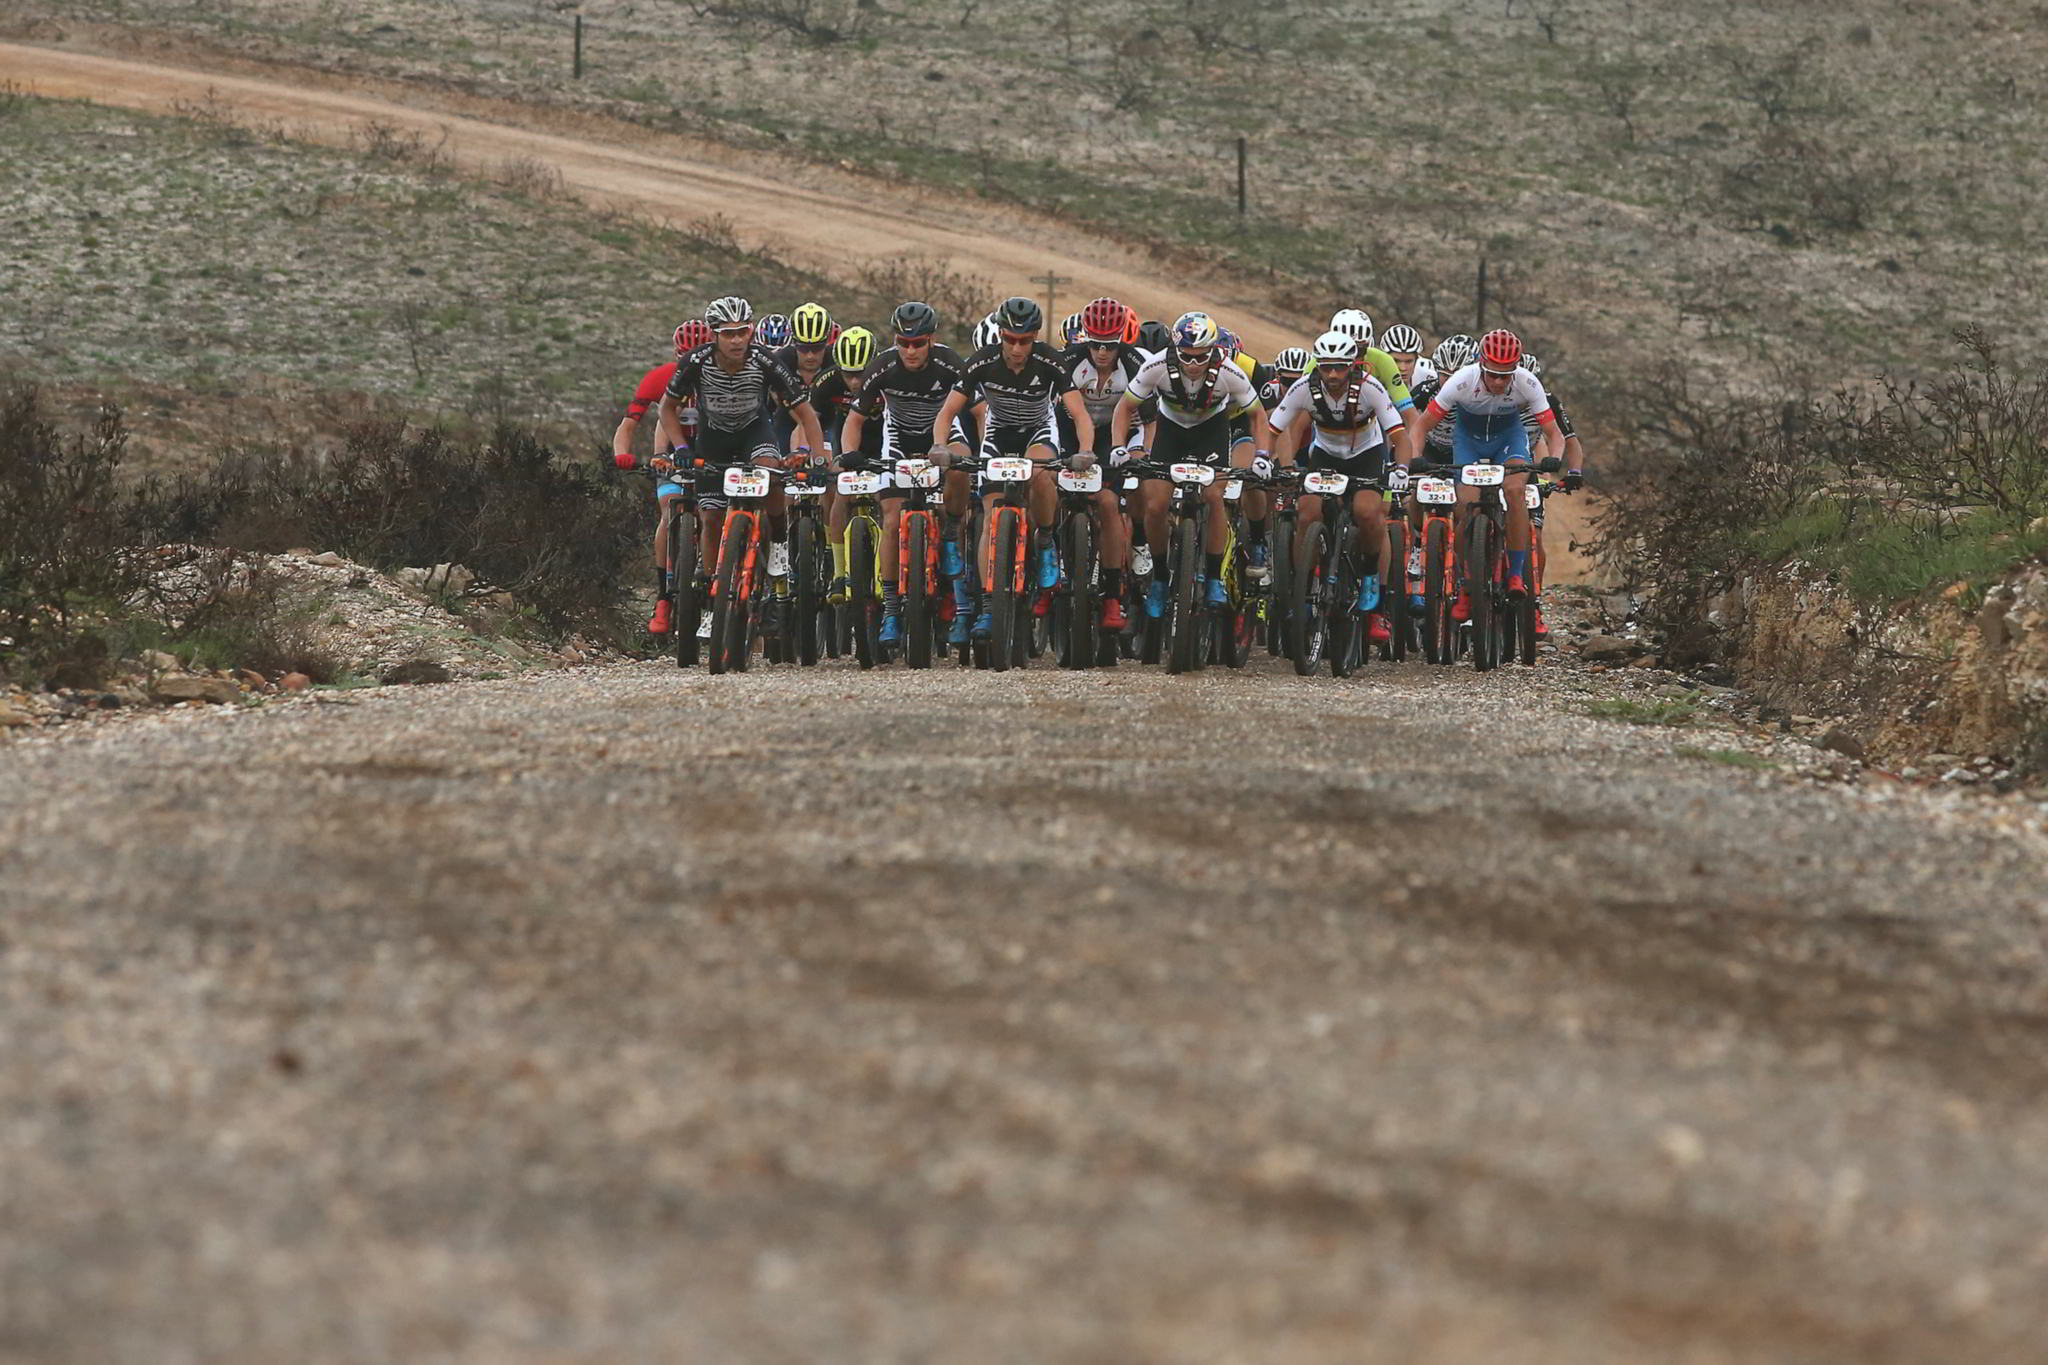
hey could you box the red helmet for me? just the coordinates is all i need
[675,320,714,355]
[1081,296,1128,343]
[1478,329,1523,373]
[1122,306,1140,345]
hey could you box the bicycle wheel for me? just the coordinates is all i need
[1166,519,1202,675]
[847,515,879,670]
[672,509,700,669]
[1289,522,1327,677]
[793,515,821,667]
[1384,519,1408,664]
[1466,513,1498,672]
[1328,548,1357,679]
[1423,517,1453,666]
[1062,514,1096,670]
[1517,591,1538,667]
[903,512,933,669]
[1266,515,1293,656]
[706,513,751,675]
[988,508,1020,673]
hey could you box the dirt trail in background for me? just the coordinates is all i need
[0,38,1600,581]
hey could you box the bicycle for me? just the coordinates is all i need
[833,463,889,670]
[973,452,1038,672]
[1458,460,1512,672]
[774,460,831,667]
[1126,459,1224,676]
[1208,469,1268,670]
[626,460,706,669]
[1411,465,1459,666]
[1048,457,1116,670]
[705,462,787,675]
[1285,467,1365,677]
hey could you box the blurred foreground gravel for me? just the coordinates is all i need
[4,652,2048,1363]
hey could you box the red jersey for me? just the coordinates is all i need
[626,361,696,448]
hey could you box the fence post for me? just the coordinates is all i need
[1475,257,1488,332]
[1236,135,1247,218]
[574,15,584,80]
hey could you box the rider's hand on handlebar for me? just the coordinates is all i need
[1249,454,1274,481]
[650,455,675,474]
[1385,464,1410,493]
[1562,468,1585,492]
[1071,451,1097,474]
[611,451,636,470]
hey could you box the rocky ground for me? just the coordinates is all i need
[4,594,2047,1363]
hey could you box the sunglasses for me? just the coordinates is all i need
[1317,361,1351,371]
[999,332,1037,344]
[795,341,829,352]
[713,325,752,338]
[895,335,932,349]
[1176,348,1215,363]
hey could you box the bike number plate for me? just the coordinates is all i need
[1525,483,1544,509]
[1169,462,1215,486]
[1462,463,1506,487]
[1301,470,1350,495]
[785,481,826,498]
[1056,467,1103,493]
[986,457,1036,483]
[1122,476,1139,492]
[1415,477,1457,505]
[724,467,771,498]
[894,458,942,489]
[1223,479,1244,502]
[836,470,887,496]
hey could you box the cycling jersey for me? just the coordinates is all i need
[666,343,807,437]
[1520,385,1576,441]
[1407,374,1457,464]
[956,342,1073,438]
[1126,353,1258,428]
[1364,347,1414,411]
[626,360,696,451]
[854,342,969,449]
[1059,342,1145,455]
[1269,370,1405,458]
[809,368,881,461]
[1427,363,1554,466]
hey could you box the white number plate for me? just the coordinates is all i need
[785,481,827,498]
[1415,477,1457,505]
[723,467,771,498]
[894,458,942,489]
[1223,479,1244,502]
[1462,463,1505,487]
[1057,467,1103,493]
[1122,476,1139,492]
[986,457,1036,483]
[1169,462,1215,486]
[1525,483,1544,509]
[836,470,886,496]
[1301,471,1350,495]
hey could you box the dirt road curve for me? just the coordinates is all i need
[4,656,2048,1363]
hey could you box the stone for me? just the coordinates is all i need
[1818,729,1867,762]
[149,675,240,705]
[236,670,270,690]
[0,706,31,728]
[1580,635,1638,662]
[379,659,450,686]
[306,551,346,567]
[280,673,313,692]
[140,649,182,673]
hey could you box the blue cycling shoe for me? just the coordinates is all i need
[1355,573,1381,613]
[971,610,993,640]
[941,540,965,578]
[1145,578,1170,618]
[1205,576,1228,608]
[879,611,902,647]
[1037,545,1061,589]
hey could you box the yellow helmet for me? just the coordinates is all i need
[790,301,833,346]
[834,326,876,374]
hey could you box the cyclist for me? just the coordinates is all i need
[613,319,711,635]
[1327,308,1416,413]
[811,325,877,459]
[933,295,1094,641]
[1057,296,1143,629]
[769,301,838,451]
[1405,328,1563,611]
[658,296,827,593]
[1268,329,1412,644]
[1135,319,1170,362]
[838,301,974,646]
[1515,352,1586,639]
[756,312,792,351]
[1379,324,1425,389]
[1111,311,1266,612]
[1398,334,1472,617]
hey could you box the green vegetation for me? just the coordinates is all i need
[1675,746,1777,770]
[1588,696,1703,727]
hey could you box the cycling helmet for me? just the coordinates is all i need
[1432,333,1477,373]
[1329,307,1374,351]
[1170,311,1220,350]
[1379,323,1423,355]
[1061,312,1085,345]
[1310,330,1359,365]
[1217,326,1242,356]
[1478,328,1523,373]
[834,326,876,374]
[790,302,833,346]
[674,319,713,354]
[890,300,939,339]
[994,296,1044,334]
[705,295,753,326]
[1137,319,1171,354]
[1410,355,1439,387]
[1518,352,1544,379]
[1081,296,1127,343]
[973,313,1002,351]
[1122,307,1141,345]
[756,313,792,348]
[1273,346,1310,377]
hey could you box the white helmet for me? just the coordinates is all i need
[705,295,753,326]
[1432,333,1477,373]
[1519,353,1545,379]
[972,312,1002,351]
[1273,346,1310,377]
[1311,330,1359,365]
[1328,308,1374,351]
[1410,355,1439,387]
[1379,323,1423,355]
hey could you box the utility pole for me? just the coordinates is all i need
[573,14,584,79]
[1033,269,1072,333]
[1475,257,1489,332]
[1236,135,1247,218]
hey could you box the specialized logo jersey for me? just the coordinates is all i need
[1269,370,1406,457]
[853,342,968,437]
[1426,364,1554,441]
[665,343,807,434]
[1126,352,1258,428]
[955,342,1073,431]
[1059,342,1146,428]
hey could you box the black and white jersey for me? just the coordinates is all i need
[665,343,807,434]
[852,342,968,438]
[1408,374,1457,461]
[1059,341,1147,429]
[955,342,1073,432]
[1520,384,1577,440]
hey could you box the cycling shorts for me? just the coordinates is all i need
[690,419,779,511]
[1147,412,1233,468]
[979,421,1058,459]
[1303,441,1390,488]
[1450,413,1531,468]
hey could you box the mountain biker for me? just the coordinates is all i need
[1135,319,1170,362]
[658,296,827,594]
[1515,352,1586,639]
[1111,311,1266,613]
[838,301,975,646]
[614,319,711,634]
[1379,324,1425,388]
[755,312,792,351]
[811,325,877,460]
[1398,334,1472,617]
[1268,329,1413,645]
[1406,328,1563,611]
[1327,308,1416,413]
[933,295,1094,641]
[769,301,837,451]
[1057,297,1143,629]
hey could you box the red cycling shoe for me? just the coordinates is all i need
[1101,598,1127,631]
[648,598,673,634]
[1367,612,1391,644]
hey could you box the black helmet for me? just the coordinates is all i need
[1136,319,1170,353]
[890,300,939,339]
[994,295,1043,334]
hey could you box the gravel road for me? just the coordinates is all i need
[5,650,2048,1363]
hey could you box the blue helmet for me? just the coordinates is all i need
[1170,312,1219,351]
[756,313,792,348]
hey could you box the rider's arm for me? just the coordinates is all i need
[932,388,969,453]
[1111,393,1139,451]
[612,413,640,462]
[839,407,867,462]
[791,399,827,464]
[1060,389,1095,456]
[656,393,686,455]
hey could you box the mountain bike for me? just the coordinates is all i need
[1209,470,1268,669]
[1127,460,1225,676]
[627,460,706,668]
[1261,472,1299,658]
[705,462,787,675]
[890,455,946,669]
[774,460,830,666]
[1049,458,1116,670]
[834,465,888,669]
[1286,468,1363,676]
[1459,460,1511,672]
[975,454,1037,671]
[1411,466,1459,666]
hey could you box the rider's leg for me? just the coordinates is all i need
[880,500,904,628]
[1353,488,1387,612]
